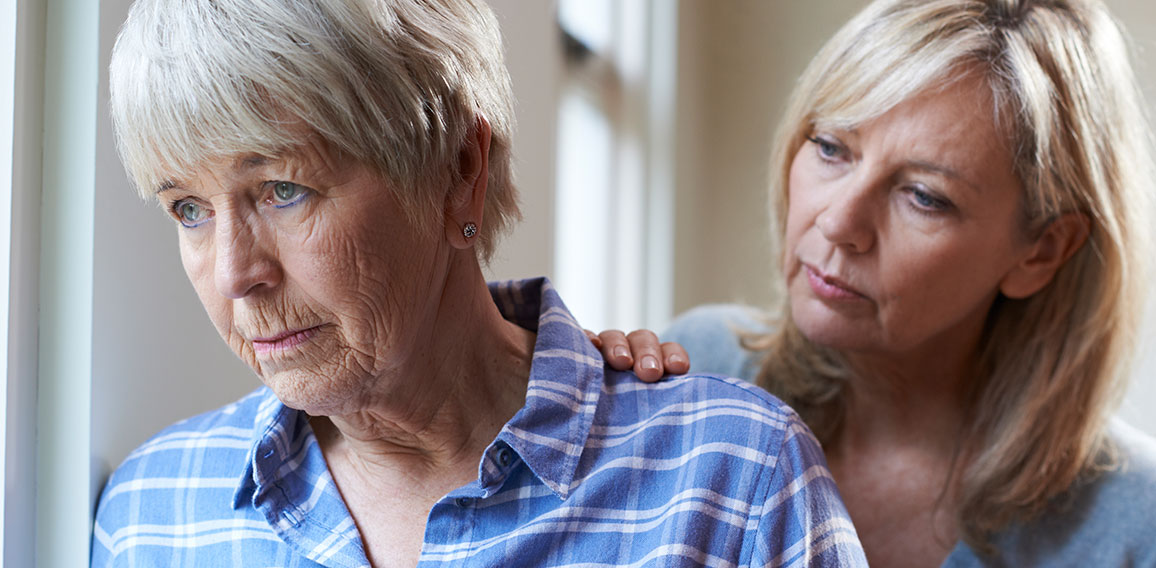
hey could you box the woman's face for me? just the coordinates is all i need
[784,74,1037,360]
[160,137,448,415]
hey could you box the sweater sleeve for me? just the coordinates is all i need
[660,304,770,384]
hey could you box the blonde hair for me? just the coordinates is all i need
[109,0,520,260]
[751,0,1154,552]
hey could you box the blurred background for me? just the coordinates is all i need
[2,0,1154,565]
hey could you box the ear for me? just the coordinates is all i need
[444,116,491,249]
[999,212,1089,299]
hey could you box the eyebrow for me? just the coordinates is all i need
[237,154,271,169]
[153,154,275,194]
[905,159,980,192]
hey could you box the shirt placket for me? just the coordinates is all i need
[419,442,522,566]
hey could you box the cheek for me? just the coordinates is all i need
[296,206,397,292]
[880,239,1005,322]
[292,221,409,335]
[296,229,360,292]
[178,235,217,307]
[177,233,248,355]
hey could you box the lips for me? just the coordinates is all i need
[250,325,323,355]
[803,264,868,301]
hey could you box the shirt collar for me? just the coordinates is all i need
[232,388,296,510]
[488,277,604,500]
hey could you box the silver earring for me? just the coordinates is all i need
[463,222,478,239]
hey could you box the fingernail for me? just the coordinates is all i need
[641,355,660,371]
[613,345,630,361]
[668,353,685,367]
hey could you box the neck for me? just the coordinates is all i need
[314,252,536,475]
[835,334,978,456]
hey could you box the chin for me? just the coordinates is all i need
[797,323,866,352]
[260,367,363,416]
[790,300,874,353]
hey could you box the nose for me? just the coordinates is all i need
[213,207,283,299]
[814,176,877,254]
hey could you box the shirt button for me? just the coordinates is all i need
[455,497,475,508]
[497,448,513,467]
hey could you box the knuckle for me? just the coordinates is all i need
[600,329,626,340]
[626,329,658,342]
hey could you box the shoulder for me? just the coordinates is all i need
[602,372,866,566]
[1063,419,1156,542]
[596,369,823,482]
[957,419,1156,566]
[661,304,771,383]
[92,387,271,557]
[1079,420,1156,536]
[571,370,867,565]
[602,368,793,424]
[107,386,270,476]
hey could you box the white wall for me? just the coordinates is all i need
[483,1,561,283]
[672,1,857,312]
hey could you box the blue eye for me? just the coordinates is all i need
[807,135,847,162]
[173,200,212,228]
[269,181,309,208]
[907,187,952,212]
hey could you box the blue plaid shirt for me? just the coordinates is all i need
[93,278,866,567]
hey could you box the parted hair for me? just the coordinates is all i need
[750,0,1154,553]
[110,0,520,260]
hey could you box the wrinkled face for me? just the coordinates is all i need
[784,74,1035,359]
[159,137,447,415]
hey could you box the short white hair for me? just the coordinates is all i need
[110,0,520,259]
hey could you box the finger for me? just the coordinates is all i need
[627,329,664,382]
[597,329,633,370]
[661,342,690,375]
[584,329,602,349]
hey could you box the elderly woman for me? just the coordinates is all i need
[91,0,869,566]
[599,0,1156,566]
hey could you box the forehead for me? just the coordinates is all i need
[888,77,995,132]
[846,73,1014,180]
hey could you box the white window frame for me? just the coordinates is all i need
[553,0,678,332]
[36,0,101,564]
[3,0,101,565]
[2,0,45,566]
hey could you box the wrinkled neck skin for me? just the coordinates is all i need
[836,343,974,456]
[310,250,535,484]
